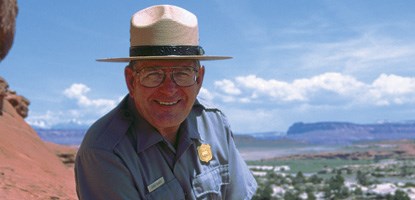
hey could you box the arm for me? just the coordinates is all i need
[75,148,141,200]
[226,132,258,200]
[218,113,257,199]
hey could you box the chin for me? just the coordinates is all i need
[152,116,184,128]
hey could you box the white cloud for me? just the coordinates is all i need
[27,83,120,129]
[214,79,242,95]
[63,83,90,98]
[371,74,415,95]
[211,73,415,107]
[198,87,215,102]
[63,83,116,111]
[293,73,365,95]
[368,74,415,106]
[26,110,58,128]
[26,109,95,129]
[235,75,303,101]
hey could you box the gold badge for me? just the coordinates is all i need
[198,144,212,163]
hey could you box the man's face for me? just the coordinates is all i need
[125,60,204,134]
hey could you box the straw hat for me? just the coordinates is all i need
[97,5,231,62]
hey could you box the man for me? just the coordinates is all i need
[75,4,257,200]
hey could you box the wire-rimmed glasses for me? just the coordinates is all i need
[135,66,199,88]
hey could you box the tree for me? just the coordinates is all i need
[356,170,372,186]
[354,187,363,196]
[306,190,316,200]
[328,174,345,191]
[400,162,414,177]
[252,182,274,200]
[386,190,410,200]
[293,171,306,184]
[324,174,350,199]
[283,190,301,200]
[308,174,323,184]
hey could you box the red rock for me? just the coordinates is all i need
[0,99,77,200]
[0,0,18,60]
[0,76,30,118]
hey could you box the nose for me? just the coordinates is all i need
[158,73,178,95]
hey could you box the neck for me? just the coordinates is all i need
[158,127,179,146]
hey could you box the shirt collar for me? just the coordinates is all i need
[181,111,202,141]
[128,96,164,153]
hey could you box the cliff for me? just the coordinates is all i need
[0,77,30,118]
[285,121,415,144]
[0,0,18,60]
[0,95,76,199]
[287,121,415,135]
[1,1,76,198]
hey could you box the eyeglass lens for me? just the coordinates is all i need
[137,66,198,87]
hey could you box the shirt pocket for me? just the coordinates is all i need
[145,177,185,200]
[192,164,230,200]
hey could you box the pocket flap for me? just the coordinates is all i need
[192,164,230,197]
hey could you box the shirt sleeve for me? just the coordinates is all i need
[221,115,258,199]
[75,148,141,200]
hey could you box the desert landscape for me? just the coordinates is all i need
[239,138,415,199]
[2,0,415,199]
[0,96,77,200]
[3,90,415,199]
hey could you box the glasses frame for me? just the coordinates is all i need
[134,66,199,88]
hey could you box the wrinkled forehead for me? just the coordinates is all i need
[130,59,200,70]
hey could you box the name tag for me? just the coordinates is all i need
[147,177,165,192]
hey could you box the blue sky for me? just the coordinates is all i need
[2,1,415,133]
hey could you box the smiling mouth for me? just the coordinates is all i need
[157,100,179,106]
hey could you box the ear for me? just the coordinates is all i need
[197,65,205,84]
[124,66,135,96]
[196,65,205,92]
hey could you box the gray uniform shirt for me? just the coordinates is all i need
[75,96,257,199]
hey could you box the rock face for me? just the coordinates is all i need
[0,99,77,200]
[0,76,30,118]
[0,77,6,115]
[0,0,18,60]
[285,121,415,145]
[0,1,76,198]
[1,0,27,118]
[287,121,415,135]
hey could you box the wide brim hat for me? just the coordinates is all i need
[97,5,231,62]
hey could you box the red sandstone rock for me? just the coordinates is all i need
[0,76,30,118]
[0,76,6,115]
[5,90,30,118]
[0,99,77,200]
[0,0,18,60]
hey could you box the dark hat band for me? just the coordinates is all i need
[130,45,205,57]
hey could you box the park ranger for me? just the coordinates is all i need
[75,4,257,200]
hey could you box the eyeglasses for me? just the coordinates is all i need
[134,66,199,88]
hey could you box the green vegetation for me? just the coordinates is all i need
[248,158,373,173]
[386,190,411,200]
[251,158,415,199]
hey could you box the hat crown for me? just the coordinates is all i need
[96,5,231,62]
[130,5,199,46]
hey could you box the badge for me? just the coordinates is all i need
[147,177,165,192]
[198,144,213,163]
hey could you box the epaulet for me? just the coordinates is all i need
[194,97,221,112]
